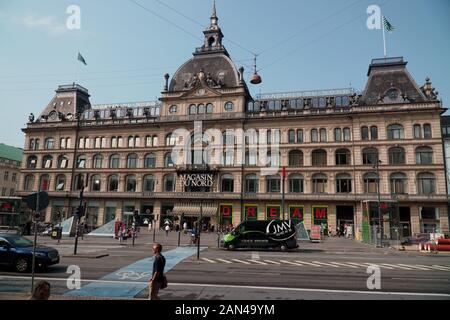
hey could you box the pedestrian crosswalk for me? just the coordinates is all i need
[198,258,450,272]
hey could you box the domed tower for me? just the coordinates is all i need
[160,1,251,117]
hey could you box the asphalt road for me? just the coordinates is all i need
[1,230,449,300]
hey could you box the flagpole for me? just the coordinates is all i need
[382,16,387,58]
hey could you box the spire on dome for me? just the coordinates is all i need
[210,0,218,28]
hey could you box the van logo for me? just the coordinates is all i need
[266,220,295,241]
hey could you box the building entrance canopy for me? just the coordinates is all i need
[172,203,217,217]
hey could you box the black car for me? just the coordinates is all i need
[0,234,60,273]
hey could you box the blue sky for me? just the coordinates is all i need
[0,0,449,148]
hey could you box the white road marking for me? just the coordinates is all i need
[398,264,431,271]
[362,263,394,270]
[231,259,251,265]
[251,252,260,260]
[294,261,322,267]
[263,260,281,265]
[2,275,450,298]
[433,265,450,271]
[312,261,340,268]
[345,262,371,268]
[381,264,413,270]
[280,260,305,267]
[248,260,268,265]
[201,258,217,264]
[216,258,233,264]
[330,262,358,269]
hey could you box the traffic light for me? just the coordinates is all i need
[76,206,85,219]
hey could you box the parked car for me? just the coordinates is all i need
[0,234,60,272]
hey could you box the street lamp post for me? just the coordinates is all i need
[374,160,383,248]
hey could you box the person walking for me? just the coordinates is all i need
[165,224,170,237]
[149,243,166,300]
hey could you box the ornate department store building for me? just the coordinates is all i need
[17,9,449,239]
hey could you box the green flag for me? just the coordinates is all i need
[383,16,395,32]
[77,52,87,65]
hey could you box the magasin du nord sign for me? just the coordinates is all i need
[179,173,214,187]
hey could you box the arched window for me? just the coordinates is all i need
[206,103,214,114]
[93,154,103,169]
[370,126,378,140]
[39,176,50,190]
[42,155,53,169]
[336,173,352,193]
[109,154,120,169]
[34,139,40,150]
[362,148,379,165]
[343,128,351,141]
[245,130,259,145]
[363,173,379,194]
[165,133,176,146]
[336,149,350,166]
[128,136,135,148]
[389,147,406,165]
[127,154,138,168]
[164,153,174,167]
[125,175,136,192]
[311,129,318,143]
[108,175,119,192]
[312,173,327,193]
[289,174,304,193]
[320,129,327,142]
[387,124,404,140]
[143,175,155,192]
[221,174,234,192]
[288,130,296,143]
[416,147,433,165]
[222,151,234,166]
[334,128,342,142]
[24,175,35,191]
[267,151,280,167]
[312,149,327,166]
[390,173,407,195]
[224,102,233,111]
[58,155,69,169]
[91,175,101,192]
[414,124,422,139]
[76,155,86,169]
[289,150,304,167]
[423,124,432,139]
[245,151,258,166]
[266,175,281,193]
[417,173,435,195]
[245,174,258,193]
[163,175,176,192]
[72,174,83,191]
[144,153,156,168]
[44,137,55,149]
[55,175,66,191]
[361,127,369,141]
[27,156,37,169]
[189,104,197,115]
[297,129,304,143]
[197,104,205,114]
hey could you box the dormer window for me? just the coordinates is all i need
[386,88,399,100]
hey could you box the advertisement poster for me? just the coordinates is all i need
[266,205,281,220]
[219,204,233,226]
[289,205,304,223]
[244,204,258,221]
[313,205,328,227]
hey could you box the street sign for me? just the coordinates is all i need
[25,192,49,212]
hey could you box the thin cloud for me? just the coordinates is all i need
[16,14,67,35]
